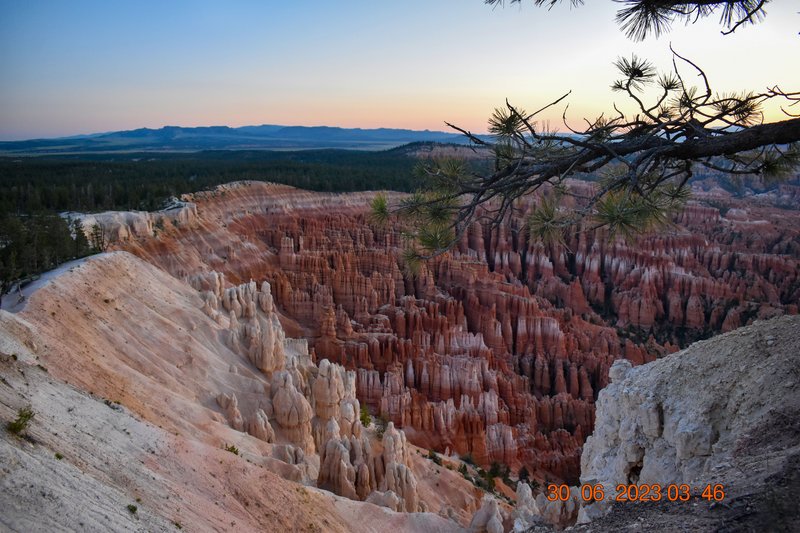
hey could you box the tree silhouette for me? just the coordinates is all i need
[487,1,772,40]
[379,0,798,264]
[71,219,91,257]
[90,223,109,253]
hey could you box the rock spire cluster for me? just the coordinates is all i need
[122,181,798,483]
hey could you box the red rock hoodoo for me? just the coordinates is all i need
[118,181,799,484]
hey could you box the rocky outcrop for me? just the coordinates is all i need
[220,280,287,374]
[270,371,315,452]
[468,495,504,533]
[188,271,428,512]
[317,418,420,512]
[317,418,366,500]
[202,277,321,454]
[537,488,581,528]
[248,408,276,442]
[189,271,425,512]
[67,198,198,242]
[510,482,541,531]
[578,315,800,524]
[379,422,419,512]
[215,392,244,431]
[311,359,361,449]
[366,490,404,512]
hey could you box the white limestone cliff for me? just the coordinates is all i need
[577,315,800,524]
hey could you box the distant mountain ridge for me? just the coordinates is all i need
[0,124,475,154]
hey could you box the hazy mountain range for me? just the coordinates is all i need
[0,125,476,154]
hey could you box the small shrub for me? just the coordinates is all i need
[127,504,137,514]
[375,414,389,440]
[224,443,239,455]
[359,405,371,427]
[427,449,442,466]
[458,463,468,477]
[7,406,34,435]
[518,466,530,483]
[460,454,475,465]
[55,452,64,460]
[174,522,183,529]
[475,471,496,492]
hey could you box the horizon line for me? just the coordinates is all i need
[0,122,497,143]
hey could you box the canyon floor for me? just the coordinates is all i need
[1,180,798,532]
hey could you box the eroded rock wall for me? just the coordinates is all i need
[114,181,799,483]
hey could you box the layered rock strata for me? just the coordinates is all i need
[111,181,799,483]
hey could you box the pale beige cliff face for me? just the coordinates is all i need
[0,324,357,533]
[0,350,465,533]
[0,250,474,531]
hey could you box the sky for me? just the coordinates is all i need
[0,0,798,140]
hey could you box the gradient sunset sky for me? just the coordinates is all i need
[1,0,798,140]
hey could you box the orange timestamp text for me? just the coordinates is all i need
[545,483,725,503]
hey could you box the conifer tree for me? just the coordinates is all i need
[375,0,798,265]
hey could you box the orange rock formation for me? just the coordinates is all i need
[114,181,798,484]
